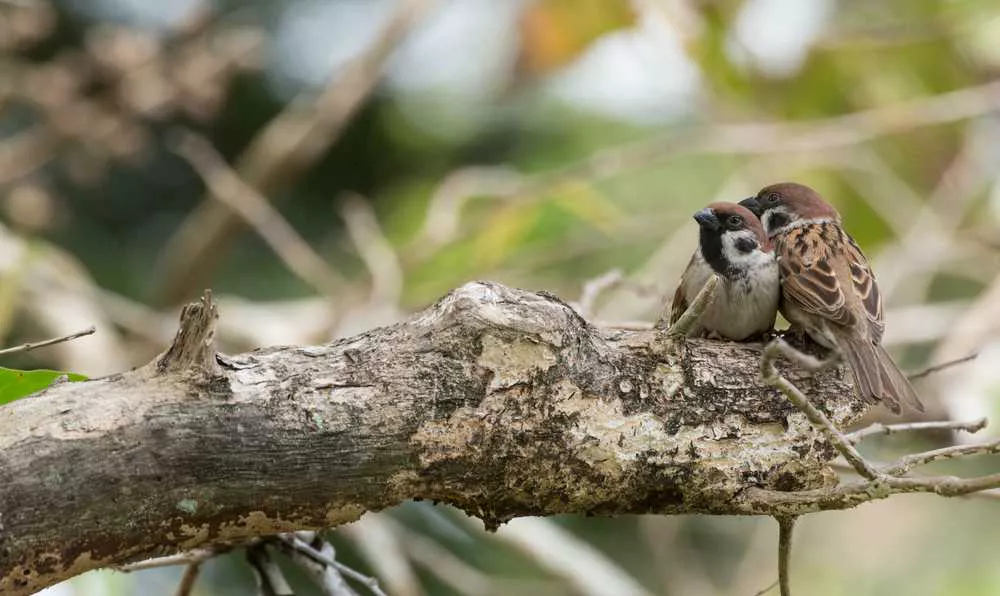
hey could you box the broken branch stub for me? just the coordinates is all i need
[0,281,862,595]
[154,289,221,375]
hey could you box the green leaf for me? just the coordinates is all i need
[0,367,88,406]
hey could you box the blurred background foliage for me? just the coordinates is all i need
[3,0,1000,594]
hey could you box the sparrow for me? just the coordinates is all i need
[739,182,923,414]
[669,202,779,341]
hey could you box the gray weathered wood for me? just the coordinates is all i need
[0,282,862,594]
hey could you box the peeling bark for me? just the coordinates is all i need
[0,282,863,594]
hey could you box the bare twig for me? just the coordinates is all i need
[170,130,345,297]
[247,544,294,596]
[661,274,717,335]
[389,519,495,596]
[596,320,654,330]
[848,417,987,443]
[752,579,779,596]
[455,82,1000,241]
[119,548,218,573]
[776,516,796,596]
[750,469,1000,514]
[277,534,387,596]
[830,461,1000,503]
[175,562,203,596]
[884,438,1000,476]
[156,0,437,304]
[907,353,979,381]
[572,268,624,319]
[491,517,655,596]
[339,193,404,307]
[408,166,525,260]
[0,326,95,357]
[278,536,359,596]
[343,516,423,596]
[760,339,881,480]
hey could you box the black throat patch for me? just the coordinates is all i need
[700,228,739,278]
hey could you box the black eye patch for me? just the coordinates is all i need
[734,236,757,253]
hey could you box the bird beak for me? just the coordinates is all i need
[693,208,720,230]
[738,197,762,217]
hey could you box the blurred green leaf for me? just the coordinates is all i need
[551,181,625,236]
[473,202,542,269]
[0,367,88,406]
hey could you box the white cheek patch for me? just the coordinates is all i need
[721,230,770,269]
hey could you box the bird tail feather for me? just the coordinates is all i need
[876,344,925,413]
[840,336,893,412]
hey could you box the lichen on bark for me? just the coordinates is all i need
[0,281,862,595]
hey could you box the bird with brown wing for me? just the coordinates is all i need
[740,182,923,414]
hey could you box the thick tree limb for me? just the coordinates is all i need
[0,281,866,594]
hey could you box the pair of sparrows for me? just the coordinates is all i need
[670,182,923,414]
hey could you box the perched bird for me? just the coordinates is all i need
[669,202,779,341]
[740,182,923,414]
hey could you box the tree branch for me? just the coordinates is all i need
[760,339,880,480]
[0,280,867,594]
[776,516,796,596]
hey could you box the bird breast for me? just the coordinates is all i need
[684,249,779,340]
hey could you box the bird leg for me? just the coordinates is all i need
[769,337,841,375]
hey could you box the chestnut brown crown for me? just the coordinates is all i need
[699,201,769,246]
[740,182,840,236]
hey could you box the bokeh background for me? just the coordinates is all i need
[3,0,1000,594]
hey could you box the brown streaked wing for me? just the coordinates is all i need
[777,228,855,327]
[845,233,885,342]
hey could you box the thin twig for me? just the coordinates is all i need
[247,544,294,596]
[409,165,525,260]
[491,516,655,596]
[155,0,436,305]
[752,579,779,596]
[170,130,345,297]
[596,320,654,330]
[760,339,881,480]
[848,417,987,443]
[907,353,979,381]
[119,548,218,572]
[0,326,96,357]
[174,562,203,596]
[572,269,624,319]
[277,535,388,596]
[661,275,717,335]
[509,81,1000,212]
[776,516,796,596]
[343,516,423,596]
[278,537,359,596]
[388,518,495,596]
[748,468,1000,515]
[830,460,1000,503]
[339,193,404,307]
[884,438,1000,476]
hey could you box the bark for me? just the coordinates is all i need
[0,282,863,595]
